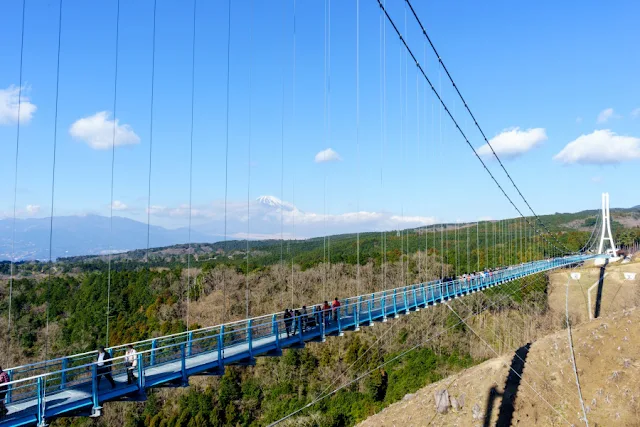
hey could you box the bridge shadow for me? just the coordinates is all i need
[594,259,608,319]
[483,343,531,427]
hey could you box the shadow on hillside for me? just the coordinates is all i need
[594,260,608,319]
[483,343,531,427]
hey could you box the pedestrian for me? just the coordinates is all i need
[96,346,116,389]
[332,297,341,321]
[283,309,293,337]
[0,366,9,418]
[125,345,138,385]
[314,305,322,327]
[322,301,331,326]
[293,309,301,335]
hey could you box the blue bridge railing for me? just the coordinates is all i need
[0,254,595,426]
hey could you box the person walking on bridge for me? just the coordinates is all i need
[283,309,293,338]
[0,366,9,418]
[332,297,341,322]
[96,346,116,389]
[125,345,138,385]
[322,301,331,326]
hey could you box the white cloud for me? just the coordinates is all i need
[631,108,640,119]
[0,85,37,125]
[553,129,640,165]
[591,176,602,183]
[25,204,41,215]
[111,200,128,211]
[575,117,583,124]
[69,111,140,150]
[477,127,547,159]
[314,148,342,163]
[596,108,618,124]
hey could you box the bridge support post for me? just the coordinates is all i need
[218,325,225,371]
[37,376,46,426]
[180,344,188,386]
[272,314,280,350]
[91,363,102,418]
[60,358,68,390]
[150,339,157,366]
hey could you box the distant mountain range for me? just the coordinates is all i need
[1,203,637,261]
[0,215,213,261]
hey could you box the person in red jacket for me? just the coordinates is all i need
[322,301,331,326]
[331,297,341,321]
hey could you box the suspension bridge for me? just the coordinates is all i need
[0,0,628,426]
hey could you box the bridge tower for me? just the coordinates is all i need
[597,192,616,255]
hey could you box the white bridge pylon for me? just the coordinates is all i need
[597,192,616,255]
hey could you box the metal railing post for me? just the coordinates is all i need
[272,314,280,350]
[180,344,188,384]
[247,319,253,359]
[187,331,193,357]
[412,286,418,309]
[150,339,157,366]
[137,353,145,390]
[393,289,398,317]
[5,370,12,403]
[337,307,342,335]
[382,291,387,320]
[357,296,363,326]
[367,300,372,325]
[218,325,225,370]
[91,363,100,416]
[37,376,46,426]
[60,358,68,390]
[298,315,304,344]
[402,287,408,311]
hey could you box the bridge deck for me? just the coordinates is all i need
[0,255,594,427]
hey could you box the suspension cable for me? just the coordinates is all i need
[375,0,569,258]
[356,0,361,297]
[106,0,121,349]
[46,0,64,364]
[222,0,231,321]
[246,0,253,319]
[186,0,197,330]
[403,0,571,254]
[7,0,27,368]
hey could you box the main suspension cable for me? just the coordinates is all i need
[403,0,571,254]
[376,0,569,258]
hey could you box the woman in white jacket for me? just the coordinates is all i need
[125,345,138,385]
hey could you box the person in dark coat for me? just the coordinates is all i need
[96,346,116,389]
[283,309,293,337]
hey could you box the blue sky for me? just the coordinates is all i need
[1,0,639,240]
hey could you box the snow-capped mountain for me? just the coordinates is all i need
[256,195,297,212]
